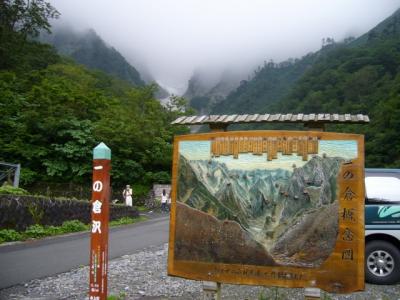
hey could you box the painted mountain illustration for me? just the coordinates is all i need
[175,153,344,267]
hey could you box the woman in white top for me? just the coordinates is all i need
[123,185,133,206]
[161,189,168,212]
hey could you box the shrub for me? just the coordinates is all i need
[110,217,134,226]
[28,202,44,224]
[25,224,47,238]
[61,220,88,232]
[144,171,171,184]
[132,184,150,199]
[0,229,23,242]
[46,225,63,236]
[0,185,28,195]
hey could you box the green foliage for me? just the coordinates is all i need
[137,206,148,212]
[45,225,64,236]
[0,37,189,193]
[25,224,47,238]
[23,221,88,239]
[132,184,150,199]
[107,292,126,300]
[20,168,38,185]
[0,216,148,244]
[0,1,191,194]
[109,216,147,226]
[41,28,145,87]
[144,171,171,185]
[212,54,320,114]
[28,202,44,224]
[275,34,400,167]
[0,0,60,70]
[60,220,88,232]
[0,185,28,195]
[0,229,23,242]
[0,0,60,37]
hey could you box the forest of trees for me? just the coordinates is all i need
[210,8,400,168]
[0,0,189,196]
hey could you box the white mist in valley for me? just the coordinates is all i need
[50,0,399,95]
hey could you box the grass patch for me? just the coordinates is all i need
[137,205,148,212]
[110,216,147,227]
[107,291,127,300]
[0,216,147,244]
[0,185,29,195]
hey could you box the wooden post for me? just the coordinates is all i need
[203,281,221,300]
[89,142,111,300]
[206,126,224,298]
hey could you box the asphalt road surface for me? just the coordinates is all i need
[0,215,169,289]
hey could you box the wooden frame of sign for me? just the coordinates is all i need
[168,130,364,293]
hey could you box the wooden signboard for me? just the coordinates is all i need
[89,143,111,300]
[168,131,365,293]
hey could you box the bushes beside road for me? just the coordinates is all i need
[0,217,146,244]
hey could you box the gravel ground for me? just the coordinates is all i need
[0,243,399,300]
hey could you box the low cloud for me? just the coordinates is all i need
[50,0,399,93]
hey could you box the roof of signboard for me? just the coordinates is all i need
[171,113,370,125]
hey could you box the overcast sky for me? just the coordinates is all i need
[50,0,399,94]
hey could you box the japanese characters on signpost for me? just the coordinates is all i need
[89,142,111,300]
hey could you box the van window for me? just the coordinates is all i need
[365,176,400,203]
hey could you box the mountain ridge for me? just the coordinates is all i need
[40,27,145,87]
[205,7,400,168]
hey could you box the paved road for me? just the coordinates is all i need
[0,215,169,289]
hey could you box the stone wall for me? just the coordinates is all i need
[0,195,139,231]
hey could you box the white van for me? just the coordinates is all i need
[365,169,400,284]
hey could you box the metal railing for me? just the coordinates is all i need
[0,162,21,187]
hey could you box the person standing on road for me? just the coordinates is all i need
[167,190,172,212]
[161,189,168,212]
[123,185,133,207]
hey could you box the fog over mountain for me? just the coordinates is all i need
[50,0,399,95]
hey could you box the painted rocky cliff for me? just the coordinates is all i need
[176,154,344,267]
[174,202,276,266]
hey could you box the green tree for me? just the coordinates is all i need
[0,0,59,38]
[0,0,60,70]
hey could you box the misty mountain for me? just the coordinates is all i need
[209,7,400,168]
[184,69,242,114]
[212,8,400,115]
[349,8,400,47]
[211,53,320,115]
[40,27,145,87]
[273,7,400,169]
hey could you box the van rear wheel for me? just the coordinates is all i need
[365,240,400,284]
